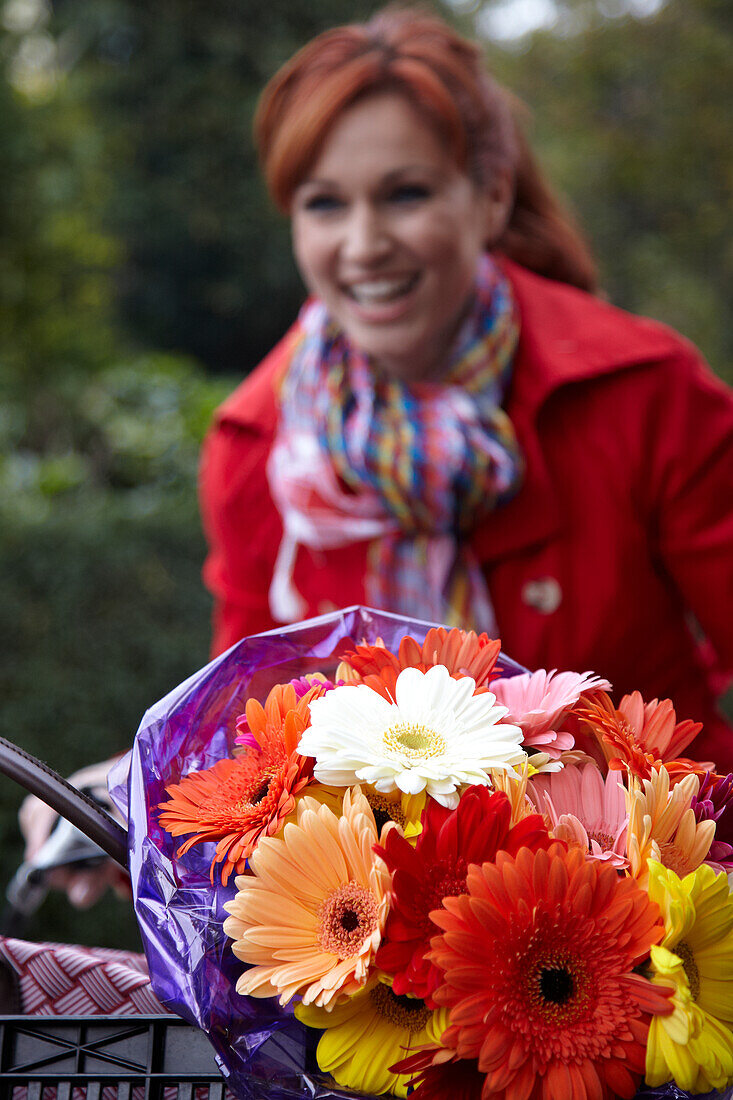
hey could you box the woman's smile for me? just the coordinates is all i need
[341,273,422,323]
[343,273,420,305]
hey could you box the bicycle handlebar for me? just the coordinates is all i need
[0,737,128,869]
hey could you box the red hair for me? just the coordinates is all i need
[255,8,597,293]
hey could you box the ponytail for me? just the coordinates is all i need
[499,125,597,292]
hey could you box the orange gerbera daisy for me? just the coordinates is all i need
[428,844,673,1100]
[222,786,392,1008]
[576,690,708,783]
[157,683,320,884]
[338,628,501,701]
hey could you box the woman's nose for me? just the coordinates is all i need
[341,203,392,265]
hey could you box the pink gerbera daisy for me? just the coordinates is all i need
[491,669,611,759]
[529,762,629,867]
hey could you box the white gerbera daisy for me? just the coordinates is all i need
[298,664,526,808]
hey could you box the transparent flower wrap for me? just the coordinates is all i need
[111,605,730,1100]
[634,1089,730,1100]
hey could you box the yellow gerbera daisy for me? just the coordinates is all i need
[305,782,425,841]
[627,766,715,885]
[645,860,733,1093]
[362,784,426,841]
[295,975,448,1098]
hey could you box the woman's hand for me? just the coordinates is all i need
[18,759,130,909]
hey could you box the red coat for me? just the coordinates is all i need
[200,260,733,771]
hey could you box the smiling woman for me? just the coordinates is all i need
[199,6,733,773]
[290,93,506,383]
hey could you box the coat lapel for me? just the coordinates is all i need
[469,326,561,564]
[471,258,682,565]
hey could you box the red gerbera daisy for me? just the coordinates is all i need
[391,1048,483,1100]
[429,843,673,1100]
[374,787,551,1006]
[341,628,501,701]
[158,683,321,884]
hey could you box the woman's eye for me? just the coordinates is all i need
[387,184,431,204]
[303,194,343,213]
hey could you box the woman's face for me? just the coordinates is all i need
[291,93,510,383]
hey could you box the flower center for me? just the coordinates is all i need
[370,982,431,1033]
[526,951,590,1023]
[615,717,658,772]
[675,940,700,1001]
[318,881,380,957]
[383,722,446,760]
[587,828,615,852]
[364,790,406,832]
[539,966,574,1004]
[657,841,695,879]
[417,859,468,926]
[236,774,272,812]
[249,778,271,805]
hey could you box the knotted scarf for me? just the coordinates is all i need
[267,253,523,632]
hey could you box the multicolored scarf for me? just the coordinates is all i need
[267,253,522,632]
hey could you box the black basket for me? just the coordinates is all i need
[0,738,230,1098]
[0,1014,234,1098]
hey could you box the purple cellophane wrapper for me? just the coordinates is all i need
[110,606,527,1098]
[108,605,730,1100]
[637,1089,732,1099]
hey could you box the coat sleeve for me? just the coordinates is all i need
[649,347,733,683]
[199,419,280,655]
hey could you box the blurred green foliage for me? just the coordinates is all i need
[0,0,731,948]
[46,0,380,373]
[0,47,117,387]
[489,0,733,381]
[0,355,230,948]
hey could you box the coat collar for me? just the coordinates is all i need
[499,256,682,417]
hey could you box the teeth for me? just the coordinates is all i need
[348,276,416,303]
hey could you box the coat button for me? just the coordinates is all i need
[522,577,562,614]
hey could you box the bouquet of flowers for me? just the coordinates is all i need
[115,607,733,1100]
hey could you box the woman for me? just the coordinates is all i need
[200,7,733,770]
[15,6,733,921]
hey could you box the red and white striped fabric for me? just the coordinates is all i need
[0,935,165,1016]
[0,938,237,1099]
